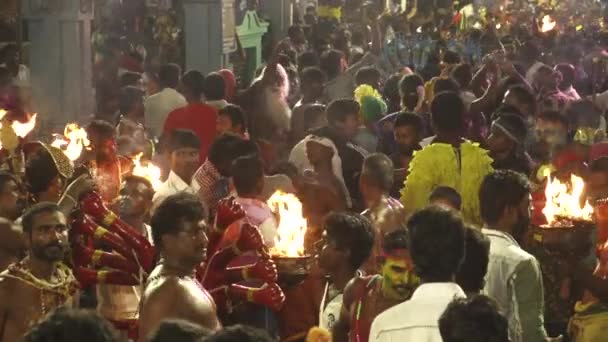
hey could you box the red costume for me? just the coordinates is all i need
[70,191,155,340]
[198,197,286,314]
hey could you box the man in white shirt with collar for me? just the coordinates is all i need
[369,206,466,342]
[479,170,549,342]
[153,129,201,210]
[144,63,187,137]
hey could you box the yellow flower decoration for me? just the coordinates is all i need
[354,84,382,105]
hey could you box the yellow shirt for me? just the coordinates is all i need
[400,141,493,225]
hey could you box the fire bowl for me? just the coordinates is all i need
[271,255,312,287]
[532,219,595,255]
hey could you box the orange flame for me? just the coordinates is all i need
[131,153,162,191]
[543,174,593,225]
[267,191,307,257]
[50,123,90,161]
[12,114,37,138]
[541,15,556,33]
[0,109,37,138]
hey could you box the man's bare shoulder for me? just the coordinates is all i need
[0,270,17,307]
[144,274,196,306]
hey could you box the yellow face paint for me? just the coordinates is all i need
[380,255,419,301]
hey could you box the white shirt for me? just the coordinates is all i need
[369,282,465,342]
[144,87,187,137]
[482,228,546,342]
[152,171,200,212]
[319,283,343,331]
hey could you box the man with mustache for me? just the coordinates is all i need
[0,202,78,341]
[480,170,549,342]
[97,175,154,338]
[139,193,221,340]
[332,229,419,342]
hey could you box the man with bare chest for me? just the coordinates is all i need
[138,193,221,341]
[332,229,419,342]
[0,203,79,342]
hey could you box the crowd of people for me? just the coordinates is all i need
[2,0,608,341]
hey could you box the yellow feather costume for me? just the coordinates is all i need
[400,141,494,225]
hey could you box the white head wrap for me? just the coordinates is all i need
[302,135,352,208]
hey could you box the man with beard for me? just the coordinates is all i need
[332,229,418,342]
[479,170,549,342]
[0,203,78,341]
[486,113,533,177]
[152,130,201,211]
[97,175,154,338]
[139,193,221,339]
[389,113,423,170]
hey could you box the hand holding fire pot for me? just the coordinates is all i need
[242,258,278,283]
[215,197,246,231]
[229,282,285,311]
[233,223,268,256]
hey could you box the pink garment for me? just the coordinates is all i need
[235,197,275,228]
[219,69,237,102]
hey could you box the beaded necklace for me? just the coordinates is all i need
[1,259,78,316]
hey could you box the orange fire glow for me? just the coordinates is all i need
[131,153,162,191]
[543,174,593,225]
[541,15,556,33]
[0,109,37,138]
[50,123,90,161]
[267,191,307,257]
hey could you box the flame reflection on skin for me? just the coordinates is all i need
[543,174,593,225]
[50,123,90,161]
[131,153,162,191]
[267,191,307,257]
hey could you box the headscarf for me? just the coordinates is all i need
[302,134,352,208]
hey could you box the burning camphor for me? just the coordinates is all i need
[50,123,90,161]
[131,153,162,191]
[543,174,593,225]
[267,191,307,257]
[541,15,556,33]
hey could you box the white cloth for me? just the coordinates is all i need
[319,283,343,331]
[152,171,200,212]
[593,90,608,112]
[288,135,352,207]
[369,282,465,342]
[206,99,229,110]
[482,228,545,342]
[525,61,545,85]
[96,223,153,321]
[144,88,187,137]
